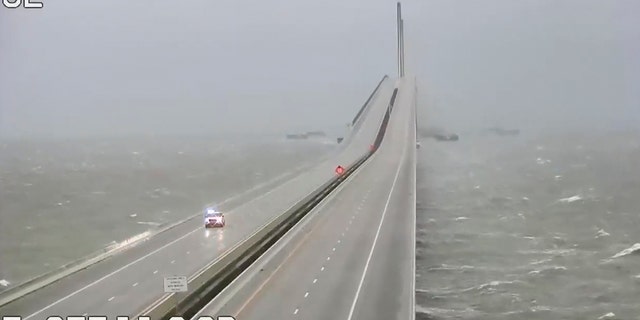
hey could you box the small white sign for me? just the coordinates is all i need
[163,276,188,293]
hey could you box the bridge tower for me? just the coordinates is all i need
[397,2,405,78]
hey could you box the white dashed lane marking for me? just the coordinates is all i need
[153,270,158,274]
[285,194,371,318]
[108,296,115,302]
[132,282,138,287]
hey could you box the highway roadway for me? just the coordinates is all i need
[194,79,417,320]
[0,77,396,319]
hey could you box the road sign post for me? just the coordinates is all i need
[164,276,188,314]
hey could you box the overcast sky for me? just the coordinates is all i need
[1,0,638,138]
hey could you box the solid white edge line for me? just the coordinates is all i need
[17,158,322,316]
[0,157,314,307]
[346,106,408,320]
[23,227,201,320]
[22,134,377,318]
[410,80,417,320]
[190,149,379,319]
[24,82,392,319]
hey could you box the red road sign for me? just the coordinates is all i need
[335,165,345,175]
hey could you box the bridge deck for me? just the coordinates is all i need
[0,79,396,319]
[193,79,416,320]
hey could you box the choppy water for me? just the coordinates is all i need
[0,135,334,287]
[416,131,640,320]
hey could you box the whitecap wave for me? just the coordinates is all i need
[476,280,524,291]
[536,157,552,165]
[427,264,475,272]
[415,304,481,318]
[556,195,583,203]
[598,312,616,319]
[530,258,552,265]
[528,265,567,275]
[611,243,640,259]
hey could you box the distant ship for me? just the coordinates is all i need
[286,133,308,140]
[433,133,459,141]
[306,131,327,137]
[416,126,459,142]
[486,127,520,136]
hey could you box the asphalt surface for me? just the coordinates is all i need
[0,78,395,319]
[195,79,416,320]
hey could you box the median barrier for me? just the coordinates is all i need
[136,153,371,320]
[137,81,402,320]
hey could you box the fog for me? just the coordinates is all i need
[1,0,638,139]
[408,0,640,135]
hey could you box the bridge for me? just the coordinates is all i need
[0,3,416,320]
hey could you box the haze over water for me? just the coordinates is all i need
[2,1,639,317]
[0,136,335,286]
[415,131,640,319]
[412,2,639,317]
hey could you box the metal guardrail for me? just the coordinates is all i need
[0,80,394,320]
[351,75,389,127]
[0,75,392,309]
[372,88,398,151]
[137,81,402,320]
[0,156,324,308]
[136,152,371,320]
[0,231,152,307]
